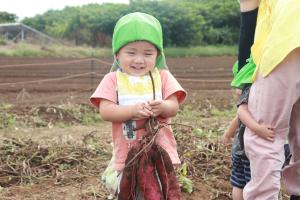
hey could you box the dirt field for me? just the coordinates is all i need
[0,56,235,106]
[0,56,290,200]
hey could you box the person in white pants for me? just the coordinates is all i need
[239,0,300,199]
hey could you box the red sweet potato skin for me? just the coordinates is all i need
[154,146,181,200]
[118,147,138,200]
[118,117,181,200]
[118,166,134,200]
[137,148,163,200]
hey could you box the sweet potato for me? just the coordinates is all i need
[137,148,163,200]
[154,145,181,200]
[118,147,139,200]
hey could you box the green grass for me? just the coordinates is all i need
[165,45,237,57]
[0,112,17,129]
[0,42,237,58]
[174,104,237,139]
[0,42,111,58]
[210,107,236,118]
[177,105,203,122]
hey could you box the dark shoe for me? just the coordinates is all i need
[290,195,300,200]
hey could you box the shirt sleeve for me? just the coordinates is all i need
[160,70,187,104]
[237,85,251,107]
[90,72,117,108]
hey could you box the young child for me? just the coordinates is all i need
[239,0,300,199]
[222,58,275,200]
[222,2,259,198]
[90,12,186,199]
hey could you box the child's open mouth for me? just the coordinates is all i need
[131,66,145,70]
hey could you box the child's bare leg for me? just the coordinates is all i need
[232,187,243,200]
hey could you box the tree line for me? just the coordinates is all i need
[1,0,240,47]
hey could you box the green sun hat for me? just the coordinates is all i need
[232,60,239,78]
[231,56,256,89]
[111,12,167,71]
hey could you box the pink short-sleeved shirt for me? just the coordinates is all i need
[90,69,186,171]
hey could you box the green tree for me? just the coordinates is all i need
[0,11,17,23]
[197,0,240,44]
[20,0,240,46]
[81,3,129,46]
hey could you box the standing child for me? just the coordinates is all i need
[222,58,275,200]
[90,12,186,200]
[222,2,259,199]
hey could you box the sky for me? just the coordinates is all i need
[1,0,129,20]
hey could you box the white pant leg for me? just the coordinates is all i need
[243,48,300,200]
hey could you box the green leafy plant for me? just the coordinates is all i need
[178,163,193,194]
[0,112,17,129]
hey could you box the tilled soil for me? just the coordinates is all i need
[0,56,241,200]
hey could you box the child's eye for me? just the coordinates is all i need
[126,51,135,55]
[145,53,154,56]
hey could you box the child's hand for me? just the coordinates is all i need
[222,133,232,146]
[131,102,153,120]
[255,125,275,141]
[147,100,165,117]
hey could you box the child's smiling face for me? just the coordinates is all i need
[116,41,158,76]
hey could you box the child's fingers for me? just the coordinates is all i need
[149,108,161,116]
[223,140,229,146]
[263,126,275,135]
[266,136,275,142]
[134,108,152,119]
[148,100,162,107]
[150,112,159,117]
[221,135,231,146]
[139,103,152,114]
[264,130,275,141]
[141,108,153,116]
[143,105,152,112]
[267,129,275,136]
